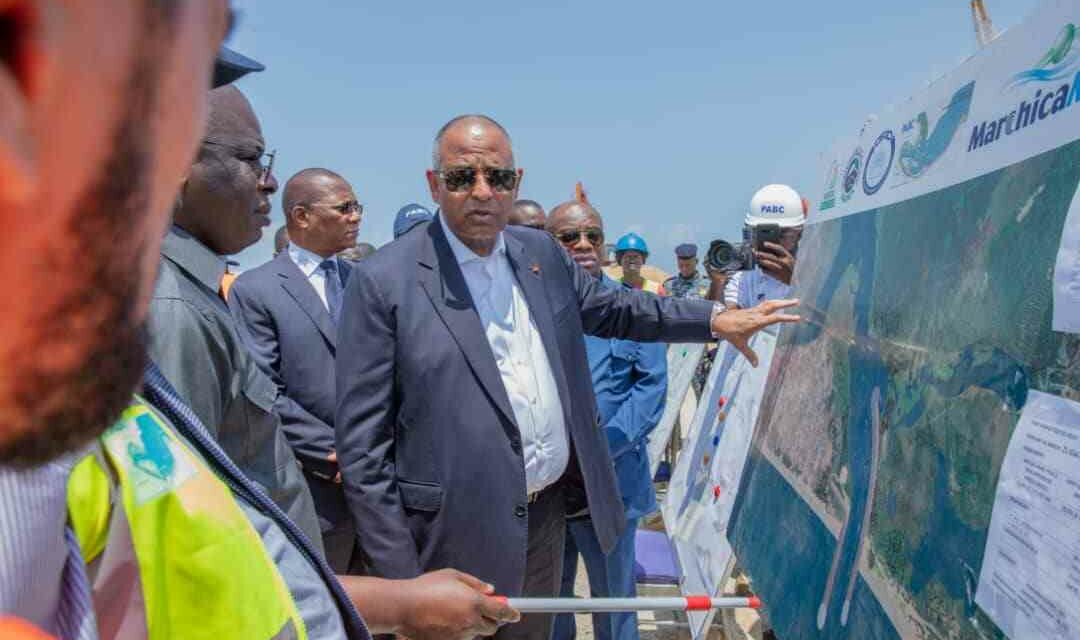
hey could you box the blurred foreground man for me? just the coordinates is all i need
[548,203,667,640]
[335,114,799,640]
[231,168,365,571]
[0,5,515,639]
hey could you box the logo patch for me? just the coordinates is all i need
[104,407,199,506]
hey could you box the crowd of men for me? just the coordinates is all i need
[0,4,802,640]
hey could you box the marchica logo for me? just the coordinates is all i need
[969,23,1080,152]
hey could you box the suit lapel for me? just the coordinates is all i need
[417,222,518,429]
[274,253,337,350]
[504,234,575,414]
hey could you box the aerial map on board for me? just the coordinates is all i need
[728,3,1080,639]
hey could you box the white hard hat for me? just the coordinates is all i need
[745,184,807,228]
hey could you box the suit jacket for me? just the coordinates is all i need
[334,219,714,594]
[230,252,353,530]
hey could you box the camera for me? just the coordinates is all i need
[705,223,783,272]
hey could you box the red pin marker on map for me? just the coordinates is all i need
[713,485,722,499]
[718,397,727,408]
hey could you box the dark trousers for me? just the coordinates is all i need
[496,484,567,640]
[304,470,363,574]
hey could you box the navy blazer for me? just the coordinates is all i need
[335,219,714,595]
[230,252,352,482]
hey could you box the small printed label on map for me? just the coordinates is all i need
[1053,188,1080,334]
[975,391,1080,640]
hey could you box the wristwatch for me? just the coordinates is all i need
[709,301,728,340]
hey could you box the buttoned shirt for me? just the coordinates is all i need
[724,267,792,309]
[288,242,336,312]
[439,215,569,494]
[148,226,323,549]
[0,456,96,640]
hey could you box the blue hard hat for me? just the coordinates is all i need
[614,232,649,258]
[393,203,434,238]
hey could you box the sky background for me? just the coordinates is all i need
[227,0,1041,273]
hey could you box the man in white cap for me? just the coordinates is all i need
[725,184,806,309]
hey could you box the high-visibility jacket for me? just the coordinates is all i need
[623,277,665,295]
[67,399,307,640]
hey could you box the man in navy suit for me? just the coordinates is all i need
[231,168,364,572]
[335,115,799,638]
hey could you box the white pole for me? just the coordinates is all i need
[500,596,761,613]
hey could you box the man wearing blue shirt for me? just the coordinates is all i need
[548,202,667,640]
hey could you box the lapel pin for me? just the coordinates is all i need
[530,263,541,275]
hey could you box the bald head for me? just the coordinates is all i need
[283,168,349,221]
[548,201,605,276]
[282,168,361,258]
[432,114,513,170]
[205,86,259,143]
[510,200,546,229]
[547,201,602,230]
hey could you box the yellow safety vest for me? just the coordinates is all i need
[623,278,663,295]
[67,399,307,640]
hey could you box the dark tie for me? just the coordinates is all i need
[320,258,343,323]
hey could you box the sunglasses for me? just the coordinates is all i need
[436,167,519,193]
[554,229,604,246]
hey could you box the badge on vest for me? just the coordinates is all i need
[103,405,199,506]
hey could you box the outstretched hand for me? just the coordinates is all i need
[396,569,520,640]
[711,299,800,366]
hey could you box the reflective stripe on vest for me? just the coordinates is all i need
[67,399,307,640]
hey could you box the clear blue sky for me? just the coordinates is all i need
[227,0,1040,273]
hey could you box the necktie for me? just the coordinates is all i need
[320,259,343,323]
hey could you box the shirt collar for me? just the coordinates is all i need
[161,226,226,291]
[287,242,332,278]
[438,213,506,265]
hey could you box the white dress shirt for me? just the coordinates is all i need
[724,266,792,309]
[288,243,334,311]
[439,215,569,494]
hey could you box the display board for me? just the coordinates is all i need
[648,343,706,479]
[728,2,1080,638]
[663,332,777,638]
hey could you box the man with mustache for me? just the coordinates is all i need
[335,114,799,639]
[231,168,366,571]
[0,3,516,638]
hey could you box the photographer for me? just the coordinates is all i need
[718,184,806,309]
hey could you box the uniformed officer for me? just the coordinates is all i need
[663,243,710,300]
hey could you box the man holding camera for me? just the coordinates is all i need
[723,184,805,309]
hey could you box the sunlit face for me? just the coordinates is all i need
[299,179,362,256]
[426,121,521,256]
[619,250,646,278]
[0,0,229,466]
[549,207,604,276]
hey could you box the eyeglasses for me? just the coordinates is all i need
[554,229,604,246]
[326,200,363,215]
[203,139,276,183]
[436,167,519,193]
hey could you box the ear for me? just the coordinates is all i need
[290,204,309,229]
[425,169,440,203]
[513,168,523,200]
[0,1,62,206]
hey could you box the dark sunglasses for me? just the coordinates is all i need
[436,167,518,193]
[555,229,604,246]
